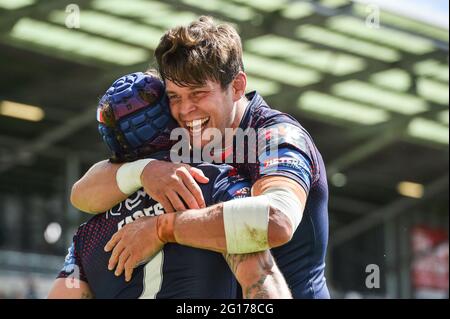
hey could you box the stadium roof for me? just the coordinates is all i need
[0,0,448,241]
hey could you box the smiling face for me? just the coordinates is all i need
[166,72,247,148]
[154,17,247,148]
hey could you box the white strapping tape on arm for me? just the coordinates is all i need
[223,187,303,254]
[262,187,303,232]
[116,158,154,195]
[223,196,270,254]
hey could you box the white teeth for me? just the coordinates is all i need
[186,117,209,129]
[192,119,202,133]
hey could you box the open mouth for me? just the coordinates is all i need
[185,117,210,135]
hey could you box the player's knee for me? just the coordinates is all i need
[268,206,294,248]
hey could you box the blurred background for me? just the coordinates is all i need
[0,0,448,299]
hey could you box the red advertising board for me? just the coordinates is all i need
[411,226,449,291]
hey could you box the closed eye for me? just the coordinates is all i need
[168,95,180,101]
[192,91,209,98]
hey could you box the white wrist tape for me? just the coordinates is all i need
[223,187,304,254]
[116,159,154,195]
[262,187,303,232]
[223,196,270,254]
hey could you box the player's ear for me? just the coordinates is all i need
[231,71,247,102]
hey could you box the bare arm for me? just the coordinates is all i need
[106,175,306,279]
[105,201,293,280]
[171,175,306,251]
[71,160,209,214]
[224,251,292,299]
[47,278,94,299]
[171,203,290,252]
[71,160,126,214]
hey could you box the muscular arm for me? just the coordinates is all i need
[71,159,208,214]
[224,251,292,299]
[71,160,126,214]
[169,175,306,252]
[171,203,286,253]
[47,278,94,299]
[107,175,306,278]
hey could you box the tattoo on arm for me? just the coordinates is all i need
[224,252,276,299]
[224,253,251,274]
[244,274,270,299]
[81,291,94,299]
[224,251,293,299]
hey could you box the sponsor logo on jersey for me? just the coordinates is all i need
[233,186,250,199]
[263,157,302,169]
[117,203,165,230]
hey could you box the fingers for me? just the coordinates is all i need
[105,231,121,252]
[143,163,208,212]
[189,167,210,184]
[175,184,200,210]
[159,195,175,213]
[176,173,202,210]
[108,242,126,271]
[178,168,206,209]
[124,258,136,282]
[166,190,187,212]
[115,251,131,277]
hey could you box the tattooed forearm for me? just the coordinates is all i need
[81,291,94,299]
[224,251,273,275]
[244,273,270,299]
[224,253,254,275]
[224,251,292,299]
